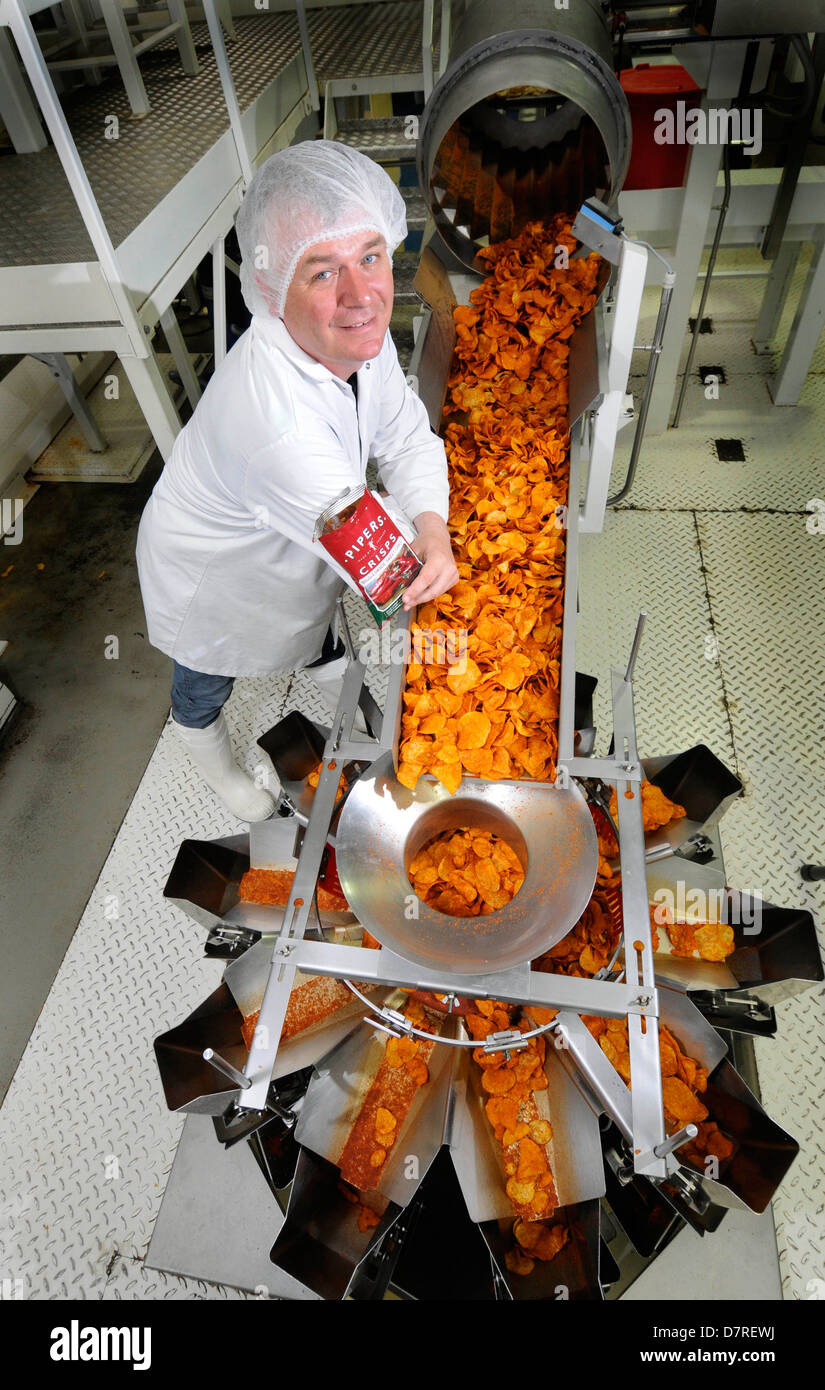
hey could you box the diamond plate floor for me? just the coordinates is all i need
[696,513,825,1302]
[0,589,379,1300]
[0,677,288,1298]
[614,244,825,512]
[0,14,303,265]
[0,257,823,1302]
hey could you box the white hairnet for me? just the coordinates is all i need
[236,140,408,319]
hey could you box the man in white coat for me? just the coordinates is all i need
[137,141,457,821]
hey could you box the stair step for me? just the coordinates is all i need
[400,184,428,231]
[334,117,415,164]
[391,252,420,305]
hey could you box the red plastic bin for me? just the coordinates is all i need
[620,63,702,191]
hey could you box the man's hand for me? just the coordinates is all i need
[403,512,459,609]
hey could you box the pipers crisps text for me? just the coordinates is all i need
[315,486,422,624]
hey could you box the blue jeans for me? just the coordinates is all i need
[171,630,344,729]
[171,662,235,729]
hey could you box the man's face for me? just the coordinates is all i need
[281,231,394,380]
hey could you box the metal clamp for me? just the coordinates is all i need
[369,1006,416,1040]
[483,1029,529,1058]
[272,938,297,959]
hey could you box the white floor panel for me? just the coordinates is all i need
[0,588,391,1301]
[608,372,825,513]
[696,514,825,1301]
[578,509,825,1302]
[102,1256,258,1301]
[30,362,160,485]
[0,673,295,1300]
[629,242,825,380]
[577,510,735,765]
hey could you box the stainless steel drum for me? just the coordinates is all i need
[335,752,598,975]
[417,0,631,271]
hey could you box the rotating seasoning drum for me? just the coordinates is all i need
[314,486,422,624]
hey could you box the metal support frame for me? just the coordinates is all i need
[202,0,253,185]
[159,305,202,410]
[43,0,200,114]
[41,0,103,87]
[215,0,235,42]
[760,34,825,263]
[2,0,150,355]
[118,346,181,460]
[438,0,450,78]
[579,238,648,533]
[212,235,228,370]
[293,0,318,112]
[769,230,825,406]
[0,0,305,462]
[753,240,799,354]
[610,668,667,1179]
[0,23,46,149]
[29,351,107,450]
[641,41,749,436]
[421,0,433,99]
[240,668,668,1175]
[321,0,438,137]
[237,458,669,1176]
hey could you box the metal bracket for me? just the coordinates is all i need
[483,1029,528,1058]
[572,198,625,265]
[369,1006,416,1040]
[272,938,297,959]
[625,991,658,1018]
[204,923,259,959]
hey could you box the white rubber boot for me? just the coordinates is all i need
[308,654,369,734]
[174,712,276,821]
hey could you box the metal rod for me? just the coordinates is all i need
[160,305,202,409]
[335,592,355,660]
[422,0,434,99]
[286,938,654,1017]
[203,1047,251,1089]
[212,235,227,370]
[760,35,825,263]
[344,979,559,1051]
[653,1123,698,1159]
[438,0,451,76]
[294,0,319,111]
[595,937,623,980]
[0,26,47,151]
[708,269,770,279]
[201,0,253,185]
[672,144,731,429]
[624,610,647,684]
[31,352,107,452]
[611,669,668,1179]
[645,841,675,863]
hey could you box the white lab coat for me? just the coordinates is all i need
[136,314,449,676]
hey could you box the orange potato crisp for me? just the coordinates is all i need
[398,218,602,794]
[408,828,524,916]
